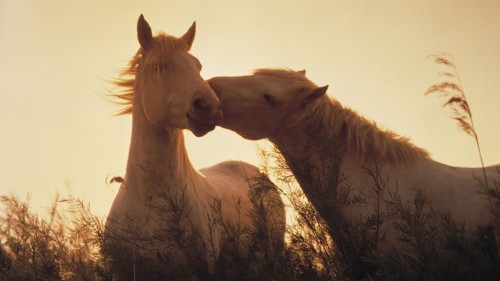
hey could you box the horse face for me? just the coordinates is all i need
[209,70,327,140]
[136,16,221,137]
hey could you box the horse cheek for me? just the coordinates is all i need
[141,88,169,126]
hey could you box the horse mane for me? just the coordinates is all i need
[110,33,188,115]
[321,99,430,164]
[253,68,429,164]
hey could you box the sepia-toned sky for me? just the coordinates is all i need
[1,0,499,217]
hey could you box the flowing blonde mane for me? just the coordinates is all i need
[321,99,430,164]
[110,34,188,115]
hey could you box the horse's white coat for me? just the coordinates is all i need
[105,17,284,267]
[209,69,500,252]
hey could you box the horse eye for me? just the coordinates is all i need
[263,94,276,105]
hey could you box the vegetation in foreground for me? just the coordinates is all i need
[1,154,498,281]
[0,177,340,281]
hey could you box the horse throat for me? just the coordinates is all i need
[124,102,199,203]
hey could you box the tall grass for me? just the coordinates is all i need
[0,194,111,281]
[257,143,500,281]
[425,53,500,253]
[1,155,499,280]
[0,175,337,281]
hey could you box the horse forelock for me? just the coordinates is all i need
[142,34,188,64]
[110,34,188,115]
[316,100,430,164]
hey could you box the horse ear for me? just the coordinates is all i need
[297,70,306,75]
[181,21,196,50]
[303,85,328,105]
[137,14,153,49]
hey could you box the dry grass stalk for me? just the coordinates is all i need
[426,53,499,254]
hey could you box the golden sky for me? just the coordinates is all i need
[1,0,499,216]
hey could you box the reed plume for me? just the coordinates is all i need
[425,54,475,137]
[425,53,499,253]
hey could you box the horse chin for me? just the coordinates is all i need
[191,126,215,137]
[238,131,265,141]
[187,115,216,137]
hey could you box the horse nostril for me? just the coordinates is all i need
[193,98,209,112]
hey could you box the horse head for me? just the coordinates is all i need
[208,69,327,139]
[134,15,221,136]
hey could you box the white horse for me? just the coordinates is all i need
[208,69,500,257]
[105,16,284,277]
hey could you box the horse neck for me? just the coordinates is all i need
[271,98,347,199]
[271,97,427,207]
[124,94,200,201]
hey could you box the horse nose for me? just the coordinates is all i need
[193,97,210,112]
[192,89,222,120]
[192,96,221,113]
